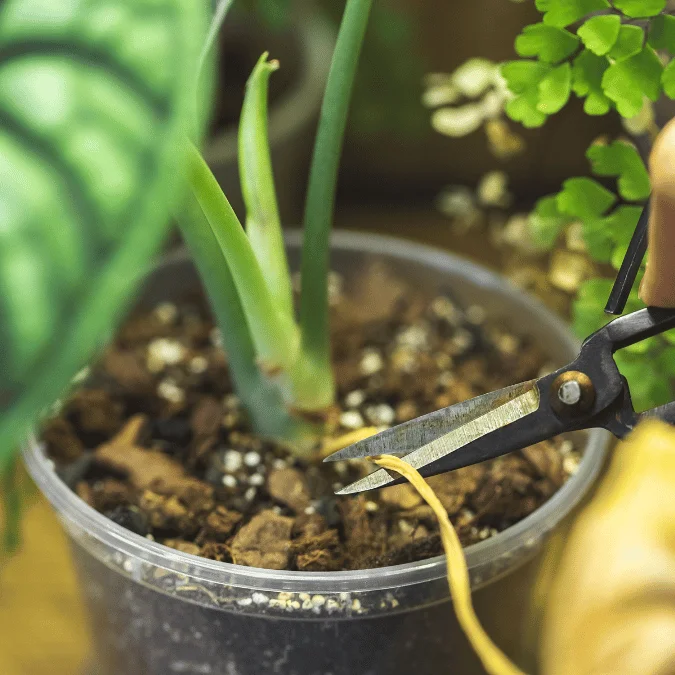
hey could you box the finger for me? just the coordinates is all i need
[640,117,675,308]
[541,420,675,675]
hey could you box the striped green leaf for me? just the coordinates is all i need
[0,0,206,464]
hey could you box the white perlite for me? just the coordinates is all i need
[153,302,178,324]
[365,403,395,426]
[243,451,261,467]
[157,379,185,404]
[359,348,383,375]
[344,389,365,408]
[222,450,243,473]
[340,411,365,430]
[147,338,186,373]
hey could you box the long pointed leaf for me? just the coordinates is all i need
[185,142,299,372]
[297,0,373,408]
[239,53,294,320]
[179,197,309,442]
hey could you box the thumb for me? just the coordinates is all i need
[640,117,675,308]
[541,420,675,675]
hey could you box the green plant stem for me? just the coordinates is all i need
[184,142,299,372]
[297,0,373,408]
[239,53,294,320]
[193,0,236,140]
[1,456,20,553]
[178,195,312,444]
[199,0,236,75]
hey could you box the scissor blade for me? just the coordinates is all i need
[325,381,537,463]
[336,380,558,495]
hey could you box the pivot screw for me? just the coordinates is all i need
[550,371,595,416]
[558,380,582,406]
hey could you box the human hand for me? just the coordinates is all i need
[541,420,675,675]
[640,118,675,308]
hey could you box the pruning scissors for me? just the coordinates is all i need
[326,203,675,495]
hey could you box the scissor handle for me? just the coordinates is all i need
[604,201,649,316]
[585,307,675,352]
[640,400,675,426]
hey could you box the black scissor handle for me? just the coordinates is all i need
[639,400,675,426]
[605,201,649,316]
[597,306,675,351]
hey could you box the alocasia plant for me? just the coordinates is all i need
[0,0,207,544]
[181,0,373,449]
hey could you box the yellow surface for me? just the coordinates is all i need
[0,496,90,675]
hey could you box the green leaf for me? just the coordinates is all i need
[501,60,551,91]
[602,47,664,117]
[611,243,629,270]
[607,25,644,60]
[608,205,645,247]
[502,60,551,126]
[0,0,206,464]
[528,195,573,247]
[178,196,313,446]
[586,141,650,200]
[615,351,672,411]
[572,278,613,338]
[657,344,675,378]
[581,217,614,262]
[556,177,617,219]
[577,15,621,56]
[648,14,675,53]
[299,0,373,409]
[537,63,572,113]
[239,53,294,321]
[581,204,644,263]
[185,143,300,372]
[612,0,666,18]
[572,50,612,114]
[536,0,610,28]
[506,93,549,126]
[515,23,580,63]
[662,59,675,98]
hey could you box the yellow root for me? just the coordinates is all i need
[319,427,379,458]
[374,455,526,675]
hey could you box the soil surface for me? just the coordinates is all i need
[43,263,582,572]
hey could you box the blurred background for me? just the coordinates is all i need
[0,0,635,673]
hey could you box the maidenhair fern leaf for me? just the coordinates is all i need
[537,62,572,114]
[612,0,666,18]
[528,195,573,247]
[607,25,644,60]
[556,177,617,220]
[0,0,206,465]
[577,15,621,56]
[586,141,650,201]
[572,50,612,115]
[648,14,675,53]
[602,47,663,117]
[536,0,610,28]
[515,23,579,63]
[501,60,551,126]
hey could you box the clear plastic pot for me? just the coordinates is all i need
[25,232,609,675]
